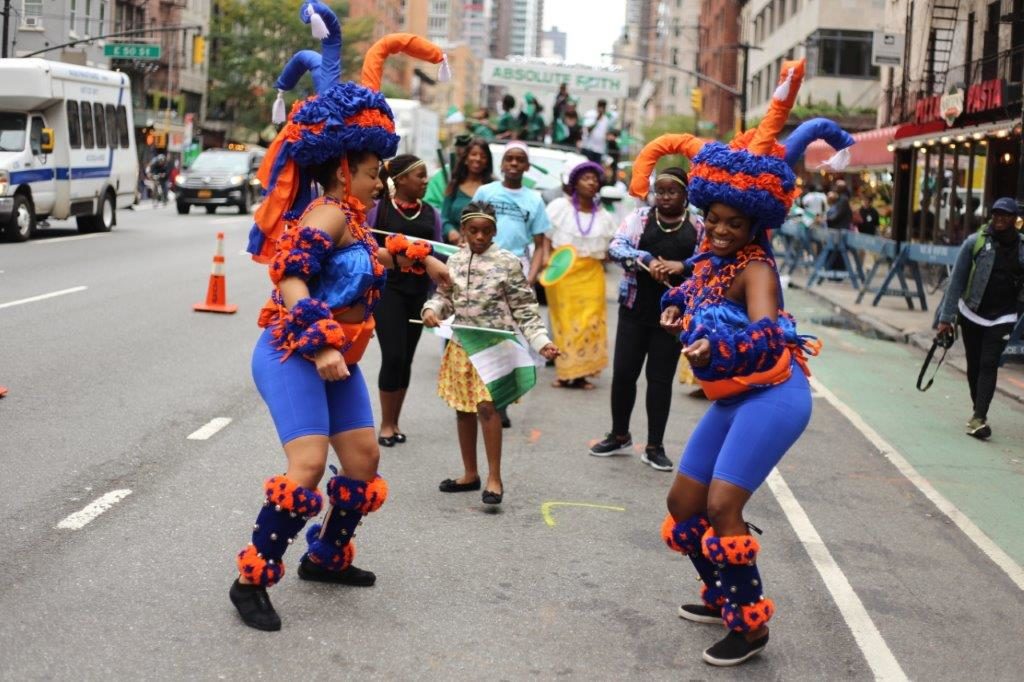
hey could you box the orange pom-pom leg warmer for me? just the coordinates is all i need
[236,475,324,587]
[661,513,727,611]
[702,528,775,632]
[303,474,388,572]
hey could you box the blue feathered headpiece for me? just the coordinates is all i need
[248,1,449,263]
[629,60,855,237]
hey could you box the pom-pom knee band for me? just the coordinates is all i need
[703,530,761,565]
[327,474,389,513]
[723,598,775,633]
[661,512,710,555]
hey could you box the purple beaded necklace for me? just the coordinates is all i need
[572,192,597,236]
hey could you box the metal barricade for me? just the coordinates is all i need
[806,227,861,290]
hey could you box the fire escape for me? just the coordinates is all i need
[923,0,961,97]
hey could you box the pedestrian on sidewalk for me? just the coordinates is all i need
[368,154,442,448]
[650,61,835,667]
[422,201,560,506]
[543,161,617,389]
[231,5,451,632]
[936,196,1024,440]
[589,166,698,470]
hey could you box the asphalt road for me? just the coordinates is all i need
[2,205,1023,680]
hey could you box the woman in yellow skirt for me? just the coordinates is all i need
[543,161,619,389]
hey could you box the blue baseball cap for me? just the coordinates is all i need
[991,197,1020,215]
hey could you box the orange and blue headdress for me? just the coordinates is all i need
[629,60,854,240]
[247,1,448,263]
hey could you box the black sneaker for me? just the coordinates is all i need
[229,579,281,631]
[966,417,992,440]
[678,603,722,624]
[498,407,511,429]
[297,556,376,586]
[641,445,673,471]
[589,433,632,457]
[702,630,769,666]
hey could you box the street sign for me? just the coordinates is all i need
[871,33,904,67]
[104,43,161,60]
[481,59,629,98]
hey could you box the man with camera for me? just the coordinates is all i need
[936,197,1024,439]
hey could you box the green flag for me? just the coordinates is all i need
[455,328,537,410]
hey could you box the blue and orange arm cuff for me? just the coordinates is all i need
[269,227,333,284]
[661,284,688,311]
[700,316,787,378]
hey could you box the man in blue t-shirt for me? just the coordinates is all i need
[473,142,550,284]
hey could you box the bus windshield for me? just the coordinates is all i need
[0,113,27,152]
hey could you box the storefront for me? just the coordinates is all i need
[888,63,1022,245]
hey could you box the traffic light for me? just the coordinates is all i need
[192,36,206,66]
[691,87,703,115]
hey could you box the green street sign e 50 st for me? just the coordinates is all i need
[104,43,161,60]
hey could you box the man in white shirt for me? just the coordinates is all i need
[582,99,616,163]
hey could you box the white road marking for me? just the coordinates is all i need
[811,376,1024,592]
[29,233,102,244]
[0,286,88,310]
[767,470,907,681]
[187,417,232,440]
[56,489,132,530]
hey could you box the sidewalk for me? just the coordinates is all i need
[789,276,1024,405]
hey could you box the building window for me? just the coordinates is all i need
[813,29,880,78]
[69,0,76,33]
[21,0,42,23]
[791,0,798,16]
[777,0,786,26]
[669,75,677,96]
[672,47,679,65]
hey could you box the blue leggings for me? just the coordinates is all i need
[678,366,812,492]
[251,329,375,445]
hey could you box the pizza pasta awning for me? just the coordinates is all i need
[803,125,897,171]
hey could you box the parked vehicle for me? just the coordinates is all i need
[174,147,264,215]
[0,58,139,242]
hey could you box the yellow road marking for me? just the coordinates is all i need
[541,501,626,528]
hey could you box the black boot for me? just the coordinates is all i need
[297,556,376,586]
[229,579,281,631]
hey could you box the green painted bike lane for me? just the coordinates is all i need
[786,288,1024,564]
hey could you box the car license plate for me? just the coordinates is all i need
[198,190,212,198]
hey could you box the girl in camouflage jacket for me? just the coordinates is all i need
[422,201,559,505]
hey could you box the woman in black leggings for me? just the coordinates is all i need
[369,154,442,446]
[591,168,698,471]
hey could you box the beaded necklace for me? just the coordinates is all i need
[572,192,597,236]
[655,209,684,233]
[390,197,423,221]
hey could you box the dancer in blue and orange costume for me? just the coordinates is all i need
[632,60,855,665]
[230,1,452,632]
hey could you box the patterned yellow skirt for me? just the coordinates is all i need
[438,341,492,413]
[546,256,608,381]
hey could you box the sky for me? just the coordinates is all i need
[543,0,626,66]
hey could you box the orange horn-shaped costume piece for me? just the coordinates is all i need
[628,133,707,199]
[746,59,805,155]
[361,34,444,91]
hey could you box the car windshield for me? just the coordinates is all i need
[188,152,248,173]
[0,113,27,152]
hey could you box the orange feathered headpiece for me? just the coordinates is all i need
[629,61,830,235]
[246,1,448,263]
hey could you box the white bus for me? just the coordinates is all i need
[0,58,139,241]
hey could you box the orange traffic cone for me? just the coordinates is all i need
[193,232,238,314]
[0,385,7,398]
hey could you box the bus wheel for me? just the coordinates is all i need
[78,192,116,233]
[4,194,35,242]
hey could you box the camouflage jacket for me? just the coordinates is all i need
[422,244,552,352]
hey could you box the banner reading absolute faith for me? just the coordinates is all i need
[482,59,630,98]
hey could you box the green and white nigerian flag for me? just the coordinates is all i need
[455,328,537,410]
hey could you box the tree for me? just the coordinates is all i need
[640,113,698,170]
[208,0,372,140]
